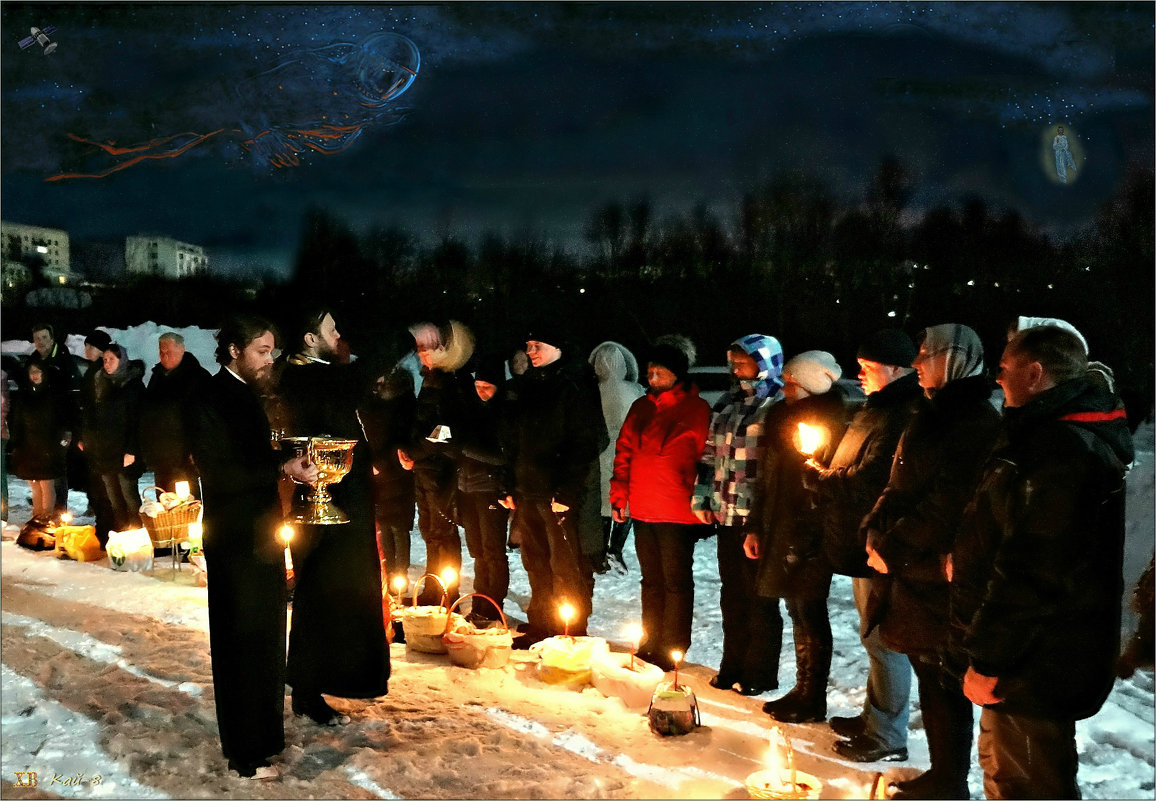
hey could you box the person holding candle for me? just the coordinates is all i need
[189,313,317,780]
[138,332,211,498]
[610,341,710,670]
[860,324,1001,800]
[692,333,785,696]
[744,350,852,723]
[948,325,1132,799]
[806,329,922,763]
[277,306,395,726]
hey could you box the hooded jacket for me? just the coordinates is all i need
[861,373,1001,654]
[610,383,710,525]
[589,341,646,517]
[948,378,1132,720]
[692,334,784,527]
[82,358,146,473]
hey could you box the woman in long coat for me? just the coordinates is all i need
[10,362,69,521]
[610,343,710,668]
[79,344,145,531]
[745,351,852,724]
[861,324,1001,800]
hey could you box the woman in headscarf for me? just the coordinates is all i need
[78,343,146,531]
[9,362,70,522]
[860,324,1002,800]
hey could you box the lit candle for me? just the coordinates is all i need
[440,566,457,607]
[174,481,191,501]
[560,603,574,638]
[625,623,643,670]
[392,575,407,607]
[279,524,295,574]
[796,422,826,456]
[59,511,72,525]
[671,650,683,689]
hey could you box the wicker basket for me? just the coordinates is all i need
[442,594,513,669]
[139,486,201,547]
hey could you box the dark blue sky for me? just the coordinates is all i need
[2,2,1152,278]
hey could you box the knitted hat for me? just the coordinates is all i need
[524,318,571,351]
[782,350,842,395]
[84,329,112,351]
[646,343,690,382]
[472,354,507,386]
[857,329,917,368]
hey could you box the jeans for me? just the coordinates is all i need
[853,576,912,749]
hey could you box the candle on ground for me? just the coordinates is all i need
[671,650,683,688]
[560,603,575,638]
[625,623,643,670]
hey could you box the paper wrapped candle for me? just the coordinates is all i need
[647,680,700,736]
[590,649,665,708]
[531,635,610,686]
[745,726,822,800]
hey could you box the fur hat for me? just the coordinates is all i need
[646,343,690,382]
[84,329,112,351]
[782,350,842,395]
[857,329,917,368]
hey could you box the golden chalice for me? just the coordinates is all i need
[287,436,359,525]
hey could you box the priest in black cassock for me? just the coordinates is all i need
[189,314,316,780]
[277,307,392,726]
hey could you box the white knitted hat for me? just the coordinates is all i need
[782,350,842,395]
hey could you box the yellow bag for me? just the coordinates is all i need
[54,525,103,562]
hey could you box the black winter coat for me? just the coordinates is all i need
[455,390,508,496]
[862,374,1001,655]
[407,366,473,493]
[812,372,922,576]
[745,386,852,599]
[10,383,69,480]
[81,361,146,473]
[139,351,211,472]
[948,378,1132,720]
[358,390,417,528]
[503,356,608,555]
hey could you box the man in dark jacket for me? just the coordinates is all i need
[190,313,315,779]
[27,323,80,516]
[277,307,391,726]
[949,325,1133,799]
[808,329,922,762]
[79,329,115,538]
[140,333,211,495]
[502,325,607,645]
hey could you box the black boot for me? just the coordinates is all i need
[762,637,830,723]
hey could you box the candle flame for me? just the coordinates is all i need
[59,511,72,524]
[392,575,407,593]
[559,603,574,623]
[796,422,826,456]
[188,521,202,538]
[279,524,295,545]
[441,566,458,587]
[174,480,191,500]
[624,623,643,649]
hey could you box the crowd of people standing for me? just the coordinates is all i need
[0,310,1148,796]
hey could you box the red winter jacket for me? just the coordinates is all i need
[610,384,711,524]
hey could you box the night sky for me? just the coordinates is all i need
[1,2,1152,279]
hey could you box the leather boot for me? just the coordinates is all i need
[762,637,830,723]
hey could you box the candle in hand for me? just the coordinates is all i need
[279,524,295,574]
[796,422,826,456]
[560,603,575,638]
[174,480,191,500]
[671,650,683,688]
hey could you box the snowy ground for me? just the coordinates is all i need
[1,325,1153,799]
